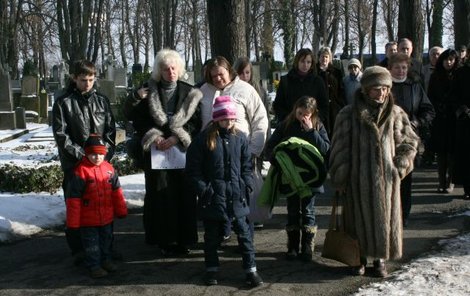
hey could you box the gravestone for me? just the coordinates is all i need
[10,79,21,95]
[106,64,114,81]
[0,72,13,111]
[98,80,116,104]
[113,68,128,101]
[48,65,60,92]
[19,75,40,122]
[39,91,48,122]
[59,61,68,89]
[183,71,195,85]
[0,111,16,129]
[52,65,59,82]
[21,76,38,96]
[132,63,143,74]
[114,67,127,87]
[15,107,26,129]
[0,72,16,129]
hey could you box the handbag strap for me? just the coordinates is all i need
[328,191,340,230]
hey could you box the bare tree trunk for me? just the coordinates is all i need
[381,0,398,42]
[342,0,350,58]
[371,0,379,63]
[398,0,424,61]
[149,1,162,54]
[245,0,252,58]
[57,0,104,65]
[319,0,327,46]
[169,0,178,49]
[206,0,246,64]
[329,0,340,55]
[261,0,273,60]
[357,0,364,61]
[91,0,104,63]
[454,0,470,48]
[279,0,295,68]
[427,0,444,47]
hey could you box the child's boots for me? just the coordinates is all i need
[285,226,300,260]
[299,225,317,262]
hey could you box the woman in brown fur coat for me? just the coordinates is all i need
[328,66,419,277]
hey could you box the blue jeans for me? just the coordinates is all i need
[286,195,316,228]
[80,223,113,270]
[203,217,256,272]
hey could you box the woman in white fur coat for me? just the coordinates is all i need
[328,66,419,277]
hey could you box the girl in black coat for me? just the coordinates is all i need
[428,49,460,193]
[186,96,263,287]
[264,96,330,262]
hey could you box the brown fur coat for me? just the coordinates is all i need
[329,92,419,259]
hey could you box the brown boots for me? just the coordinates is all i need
[352,258,388,277]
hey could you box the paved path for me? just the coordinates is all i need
[0,167,469,296]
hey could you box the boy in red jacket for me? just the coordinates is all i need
[66,134,128,278]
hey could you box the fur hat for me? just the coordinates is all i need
[348,58,362,69]
[84,134,107,155]
[212,96,237,122]
[361,66,392,91]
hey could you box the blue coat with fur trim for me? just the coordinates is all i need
[185,126,253,221]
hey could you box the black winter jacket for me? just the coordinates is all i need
[52,87,116,172]
[391,79,435,141]
[273,69,328,127]
[185,127,253,221]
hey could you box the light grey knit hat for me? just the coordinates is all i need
[360,66,392,91]
[348,58,362,69]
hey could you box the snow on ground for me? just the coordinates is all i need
[0,124,145,242]
[0,173,145,242]
[1,124,470,295]
[355,223,470,296]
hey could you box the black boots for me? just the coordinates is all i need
[286,227,300,260]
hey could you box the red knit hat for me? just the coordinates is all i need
[84,134,107,155]
[212,96,237,122]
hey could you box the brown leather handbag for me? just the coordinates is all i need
[321,192,361,266]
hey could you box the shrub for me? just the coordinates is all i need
[0,164,63,194]
[0,142,142,194]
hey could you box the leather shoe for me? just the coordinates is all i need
[373,259,388,277]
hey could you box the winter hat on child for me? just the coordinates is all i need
[212,96,237,122]
[360,66,392,92]
[84,134,107,155]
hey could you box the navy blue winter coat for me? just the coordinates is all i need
[185,127,253,221]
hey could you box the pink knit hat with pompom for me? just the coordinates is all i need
[212,96,237,122]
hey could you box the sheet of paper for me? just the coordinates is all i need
[150,144,186,169]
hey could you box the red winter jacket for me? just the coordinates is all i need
[66,157,128,228]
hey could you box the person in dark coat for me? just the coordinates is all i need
[377,41,398,68]
[123,49,202,255]
[451,53,470,200]
[428,49,460,193]
[398,38,425,85]
[316,47,345,134]
[52,60,116,260]
[264,96,330,262]
[389,53,435,226]
[185,96,263,287]
[273,48,329,130]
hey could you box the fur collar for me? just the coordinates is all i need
[141,79,202,151]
